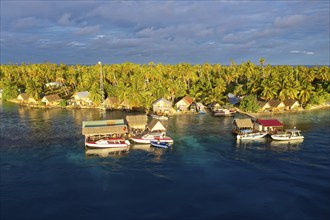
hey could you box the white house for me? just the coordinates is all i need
[73,91,92,106]
[152,97,172,114]
[175,96,193,111]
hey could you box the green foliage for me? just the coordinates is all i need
[239,95,260,113]
[2,85,19,101]
[309,91,330,105]
[0,61,329,111]
[59,99,67,107]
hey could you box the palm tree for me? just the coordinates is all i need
[259,57,265,78]
[298,82,315,106]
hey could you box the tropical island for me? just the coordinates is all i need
[0,59,329,114]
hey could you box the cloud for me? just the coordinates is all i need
[74,25,100,35]
[14,17,40,29]
[36,39,51,48]
[1,1,328,65]
[94,35,105,40]
[58,13,73,26]
[290,50,315,55]
[274,15,305,28]
[68,41,86,48]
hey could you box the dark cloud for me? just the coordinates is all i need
[0,1,329,65]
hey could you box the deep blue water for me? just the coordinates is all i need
[1,101,329,220]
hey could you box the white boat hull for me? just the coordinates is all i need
[271,135,304,141]
[86,139,131,148]
[131,137,174,144]
[271,128,304,141]
[237,132,268,140]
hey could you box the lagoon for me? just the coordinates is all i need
[0,101,329,220]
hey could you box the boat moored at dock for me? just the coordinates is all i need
[150,140,171,149]
[85,138,131,148]
[237,132,268,140]
[213,109,236,117]
[271,128,304,141]
[130,118,174,144]
[82,119,130,148]
[131,132,174,144]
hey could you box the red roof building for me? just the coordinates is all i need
[255,119,284,134]
[257,119,283,127]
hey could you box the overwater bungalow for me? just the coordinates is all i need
[147,119,167,133]
[232,118,254,134]
[126,115,148,135]
[254,119,284,134]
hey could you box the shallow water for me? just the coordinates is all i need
[1,102,329,220]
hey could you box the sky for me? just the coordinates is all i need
[0,0,329,65]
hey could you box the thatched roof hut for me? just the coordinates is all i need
[283,99,300,110]
[17,93,29,101]
[257,100,271,111]
[126,115,148,129]
[233,119,253,129]
[232,118,254,134]
[268,99,285,108]
[41,94,61,105]
[104,97,120,109]
[147,119,166,132]
[82,125,128,136]
[82,119,128,136]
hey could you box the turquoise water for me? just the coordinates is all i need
[1,102,329,220]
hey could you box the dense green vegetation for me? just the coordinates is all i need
[1,60,329,111]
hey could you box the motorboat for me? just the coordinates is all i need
[237,132,268,140]
[85,138,131,148]
[150,140,171,149]
[213,109,236,117]
[271,128,304,141]
[131,132,174,144]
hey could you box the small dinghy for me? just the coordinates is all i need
[150,140,171,149]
